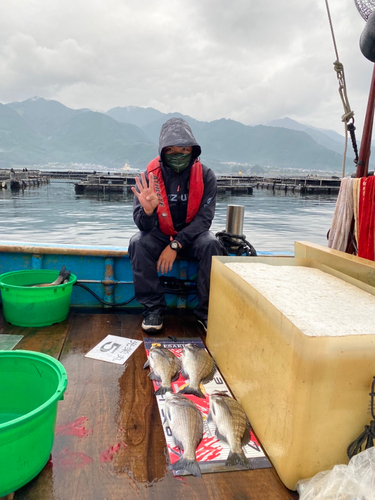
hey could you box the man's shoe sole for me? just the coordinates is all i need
[142,323,163,333]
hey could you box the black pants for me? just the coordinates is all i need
[128,228,222,321]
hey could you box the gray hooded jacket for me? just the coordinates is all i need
[133,118,218,248]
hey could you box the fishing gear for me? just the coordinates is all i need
[347,376,375,458]
[215,231,257,256]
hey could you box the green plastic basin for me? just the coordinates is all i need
[0,270,77,327]
[0,350,68,496]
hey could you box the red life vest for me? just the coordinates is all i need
[146,157,204,236]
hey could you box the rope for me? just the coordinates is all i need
[216,231,257,256]
[347,376,375,459]
[347,421,375,458]
[325,0,358,176]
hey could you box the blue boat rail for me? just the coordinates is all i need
[0,242,199,310]
[0,241,293,311]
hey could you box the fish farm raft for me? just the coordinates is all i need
[0,169,342,195]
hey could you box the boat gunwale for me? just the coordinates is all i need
[0,242,129,258]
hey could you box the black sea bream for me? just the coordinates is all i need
[164,392,203,478]
[143,345,180,395]
[179,343,216,399]
[208,393,253,468]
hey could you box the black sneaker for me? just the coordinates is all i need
[142,313,163,333]
[197,319,207,333]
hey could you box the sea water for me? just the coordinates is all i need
[0,180,337,253]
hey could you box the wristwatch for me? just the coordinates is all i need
[169,240,180,251]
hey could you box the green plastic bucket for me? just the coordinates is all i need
[0,350,68,496]
[0,270,77,327]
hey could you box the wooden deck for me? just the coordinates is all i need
[0,310,299,500]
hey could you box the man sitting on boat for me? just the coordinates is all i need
[129,117,222,334]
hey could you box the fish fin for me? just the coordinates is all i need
[53,266,71,285]
[155,386,172,396]
[170,458,202,478]
[201,361,217,384]
[225,451,253,469]
[179,386,205,399]
[172,436,184,451]
[143,359,150,369]
[241,427,251,447]
[171,371,180,382]
[148,372,161,381]
[215,429,228,443]
[59,265,66,275]
[59,265,71,282]
[62,271,71,282]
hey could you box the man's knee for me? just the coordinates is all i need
[203,233,222,255]
[128,232,142,260]
[194,232,223,259]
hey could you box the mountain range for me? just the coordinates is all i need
[0,97,361,174]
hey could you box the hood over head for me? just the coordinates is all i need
[158,118,201,161]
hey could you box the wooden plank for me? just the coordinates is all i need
[0,313,70,359]
[5,311,297,499]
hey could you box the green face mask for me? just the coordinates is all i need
[164,152,192,173]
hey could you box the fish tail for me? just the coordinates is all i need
[59,266,71,283]
[225,451,253,469]
[154,386,172,396]
[179,387,205,399]
[170,458,202,478]
[53,265,71,285]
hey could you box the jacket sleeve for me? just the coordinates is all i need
[175,167,217,248]
[132,171,158,231]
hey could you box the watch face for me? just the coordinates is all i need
[170,241,179,250]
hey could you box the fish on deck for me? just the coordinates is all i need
[143,345,180,396]
[208,392,253,469]
[164,392,204,478]
[179,343,216,399]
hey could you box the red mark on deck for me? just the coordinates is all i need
[55,416,93,437]
[174,475,188,484]
[99,443,126,463]
[52,448,93,468]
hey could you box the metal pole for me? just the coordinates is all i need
[226,205,244,235]
[356,64,375,178]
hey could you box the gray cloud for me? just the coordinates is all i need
[0,0,373,138]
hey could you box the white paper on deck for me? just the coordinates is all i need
[85,335,142,364]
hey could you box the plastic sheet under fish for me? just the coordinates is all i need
[143,337,271,475]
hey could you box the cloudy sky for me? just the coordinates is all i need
[1,0,374,138]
